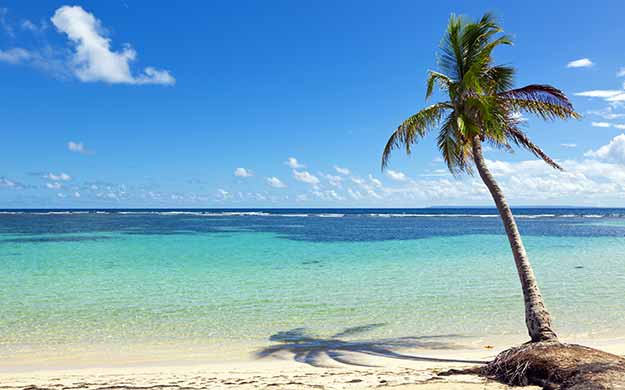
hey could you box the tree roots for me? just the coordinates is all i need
[481,341,625,389]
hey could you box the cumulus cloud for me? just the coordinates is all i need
[618,67,625,77]
[310,189,344,201]
[234,167,253,177]
[368,174,382,188]
[566,58,593,68]
[266,176,286,188]
[285,157,304,169]
[68,141,92,154]
[592,122,612,128]
[292,170,319,185]
[45,172,71,181]
[50,6,174,85]
[334,166,350,175]
[46,182,62,189]
[348,176,383,199]
[386,169,408,181]
[320,173,342,187]
[585,134,625,164]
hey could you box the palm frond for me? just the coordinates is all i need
[506,127,563,170]
[500,85,580,120]
[438,14,465,80]
[461,13,503,69]
[459,35,512,94]
[384,12,578,177]
[426,71,454,100]
[437,113,473,174]
[437,113,461,174]
[381,103,451,169]
[486,65,514,93]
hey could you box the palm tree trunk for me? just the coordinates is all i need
[471,135,558,342]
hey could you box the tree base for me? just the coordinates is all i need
[482,341,625,389]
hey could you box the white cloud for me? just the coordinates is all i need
[266,177,286,188]
[585,134,625,164]
[566,58,593,68]
[134,67,175,85]
[0,7,14,37]
[575,90,622,98]
[234,167,253,177]
[311,189,344,201]
[347,188,363,200]
[321,173,342,187]
[347,176,384,200]
[614,124,625,130]
[0,45,68,78]
[217,188,230,199]
[420,168,450,177]
[21,19,37,31]
[606,93,625,102]
[588,107,625,120]
[351,177,366,186]
[45,172,71,181]
[200,153,625,205]
[0,177,18,189]
[67,141,91,154]
[21,19,46,33]
[0,47,33,64]
[334,166,350,175]
[292,170,319,185]
[368,174,382,187]
[46,182,62,189]
[50,6,174,85]
[285,157,304,169]
[592,122,612,128]
[386,169,408,181]
[618,67,625,77]
[561,143,577,148]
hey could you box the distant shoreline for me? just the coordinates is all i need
[0,206,620,211]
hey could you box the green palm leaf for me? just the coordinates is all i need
[381,14,579,174]
[381,103,451,169]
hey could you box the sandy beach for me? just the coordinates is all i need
[0,350,531,390]
[2,337,623,389]
[3,0,625,388]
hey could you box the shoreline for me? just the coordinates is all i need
[1,337,623,389]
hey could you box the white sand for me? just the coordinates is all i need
[1,337,623,389]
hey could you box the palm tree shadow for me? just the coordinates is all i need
[256,324,488,368]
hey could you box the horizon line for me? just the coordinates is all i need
[0,205,616,211]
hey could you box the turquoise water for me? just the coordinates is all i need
[1,209,625,365]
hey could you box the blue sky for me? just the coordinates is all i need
[2,0,625,208]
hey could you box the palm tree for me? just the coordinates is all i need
[381,13,579,342]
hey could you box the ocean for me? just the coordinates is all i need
[1,208,625,367]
